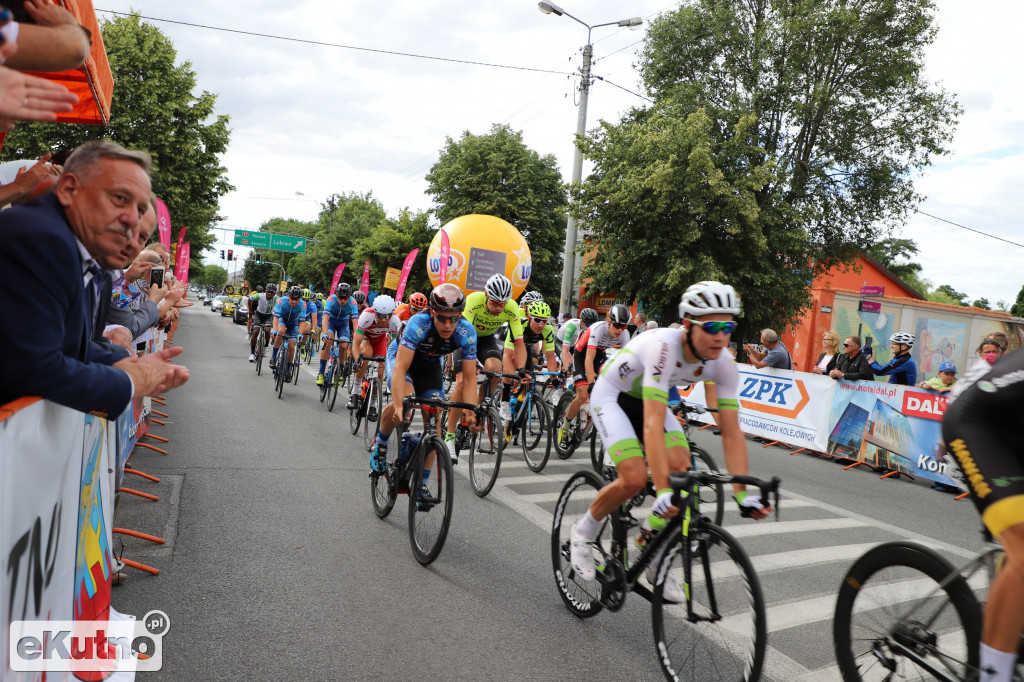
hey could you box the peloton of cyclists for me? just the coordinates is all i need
[270,285,307,375]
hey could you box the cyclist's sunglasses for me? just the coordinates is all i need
[530,316,548,325]
[610,321,628,330]
[434,313,461,324]
[687,319,737,335]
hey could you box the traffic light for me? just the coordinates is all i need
[255,253,263,264]
[220,250,225,259]
[227,249,234,261]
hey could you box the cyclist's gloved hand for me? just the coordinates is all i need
[651,489,676,517]
[735,491,765,518]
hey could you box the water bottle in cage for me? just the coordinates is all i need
[399,432,421,464]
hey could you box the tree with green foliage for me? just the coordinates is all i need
[351,208,435,297]
[930,284,968,306]
[199,264,227,289]
[2,12,233,255]
[971,298,990,310]
[867,238,924,283]
[575,0,959,330]
[242,257,278,290]
[425,124,567,301]
[1011,285,1024,318]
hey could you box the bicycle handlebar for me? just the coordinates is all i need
[669,472,781,519]
[401,394,487,420]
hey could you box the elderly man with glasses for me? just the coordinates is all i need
[828,335,875,381]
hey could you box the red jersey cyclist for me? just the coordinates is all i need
[347,294,401,409]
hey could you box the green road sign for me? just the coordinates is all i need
[232,231,306,253]
[270,234,306,252]
[233,230,270,248]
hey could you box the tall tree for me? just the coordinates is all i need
[574,0,959,329]
[1010,285,1024,318]
[2,12,233,255]
[425,124,567,301]
[200,264,227,288]
[351,208,435,297]
[931,284,968,306]
[971,298,990,310]
[866,238,924,284]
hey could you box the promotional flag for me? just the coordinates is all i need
[438,229,450,284]
[175,242,190,285]
[155,197,172,252]
[394,248,419,302]
[329,262,347,295]
[173,226,187,269]
[383,267,402,290]
[360,261,371,295]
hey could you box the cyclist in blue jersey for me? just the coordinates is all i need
[300,288,318,346]
[270,286,307,373]
[371,283,479,475]
[317,282,359,386]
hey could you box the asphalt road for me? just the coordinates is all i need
[111,306,983,681]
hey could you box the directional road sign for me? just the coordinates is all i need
[233,230,270,248]
[233,230,306,253]
[270,234,306,252]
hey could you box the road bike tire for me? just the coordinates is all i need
[589,429,605,474]
[652,521,767,682]
[408,435,454,566]
[833,541,982,682]
[255,332,265,376]
[349,385,364,435]
[522,399,551,473]
[551,391,578,460]
[340,356,353,389]
[550,470,605,619]
[319,363,330,403]
[292,351,300,385]
[468,407,503,497]
[276,359,285,399]
[370,467,397,519]
[327,367,341,412]
[362,378,381,452]
[690,445,726,528]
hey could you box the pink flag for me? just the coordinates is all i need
[175,242,190,285]
[173,227,187,270]
[155,198,172,252]
[329,262,347,295]
[438,229,450,284]
[360,261,371,295]
[394,248,419,302]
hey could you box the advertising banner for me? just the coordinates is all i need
[394,248,419,302]
[383,267,401,290]
[155,197,171,252]
[173,227,186,270]
[329,262,346,295]
[174,241,190,285]
[359,261,371,295]
[438,230,449,284]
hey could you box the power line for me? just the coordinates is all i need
[914,209,1024,249]
[94,9,573,76]
[596,76,652,103]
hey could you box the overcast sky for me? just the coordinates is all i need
[96,1,1024,308]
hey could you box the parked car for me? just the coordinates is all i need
[211,295,227,313]
[221,296,241,318]
[233,297,249,325]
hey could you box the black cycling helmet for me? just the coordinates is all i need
[288,285,303,299]
[430,283,466,313]
[353,291,366,304]
[608,304,632,325]
[266,283,277,293]
[256,285,264,293]
[335,282,351,298]
[579,308,599,327]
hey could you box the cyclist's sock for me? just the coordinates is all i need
[271,346,279,360]
[444,432,456,442]
[501,383,512,402]
[576,510,600,540]
[319,359,327,374]
[647,513,668,532]
[979,643,1016,682]
[375,432,391,446]
[421,470,431,484]
[560,417,571,430]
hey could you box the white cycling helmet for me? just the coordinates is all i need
[519,291,543,308]
[890,332,915,347]
[373,294,396,315]
[485,273,513,303]
[678,281,741,319]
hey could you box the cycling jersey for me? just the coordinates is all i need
[399,312,477,362]
[576,321,632,353]
[304,300,319,322]
[869,354,917,385]
[274,299,307,331]
[504,320,555,352]
[323,295,358,324]
[356,309,401,338]
[251,292,276,315]
[462,291,523,339]
[557,318,583,348]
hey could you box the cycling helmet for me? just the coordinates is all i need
[430,283,466,313]
[288,285,303,299]
[678,281,741,318]
[519,291,543,308]
[409,292,428,310]
[373,294,396,315]
[526,301,551,319]
[484,273,513,303]
[938,361,957,373]
[608,304,632,325]
[335,282,351,298]
[579,308,599,327]
[302,288,312,300]
[256,285,264,293]
[316,292,324,300]
[353,291,366,304]
[890,332,915,347]
[266,283,277,294]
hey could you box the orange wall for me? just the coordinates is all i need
[817,257,918,298]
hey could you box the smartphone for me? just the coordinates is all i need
[150,266,165,288]
[863,335,873,355]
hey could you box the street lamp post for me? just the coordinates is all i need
[539,2,641,319]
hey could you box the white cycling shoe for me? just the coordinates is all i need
[648,563,686,603]
[569,522,596,581]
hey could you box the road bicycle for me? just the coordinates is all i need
[552,467,780,681]
[253,323,272,376]
[350,355,386,452]
[272,334,298,399]
[460,367,512,497]
[503,372,554,474]
[833,531,1023,681]
[369,395,485,565]
[320,341,344,411]
[551,383,597,460]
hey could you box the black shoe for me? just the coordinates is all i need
[347,394,359,409]
[367,407,378,422]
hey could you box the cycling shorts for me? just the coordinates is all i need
[277,320,300,338]
[591,380,687,466]
[454,333,501,371]
[359,333,388,359]
[572,348,606,388]
[326,318,352,342]
[386,356,444,400]
[941,353,1024,538]
[251,311,273,327]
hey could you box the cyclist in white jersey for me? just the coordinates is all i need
[557,307,599,370]
[570,282,772,601]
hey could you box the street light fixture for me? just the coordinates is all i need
[539,2,642,318]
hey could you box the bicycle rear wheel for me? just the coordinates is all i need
[551,391,577,459]
[362,378,381,452]
[522,399,551,473]
[276,356,285,398]
[255,332,265,376]
[468,407,503,497]
[370,468,397,519]
[408,436,454,566]
[589,429,606,473]
[690,445,726,528]
[349,385,364,435]
[550,470,605,618]
[833,541,981,682]
[652,521,767,682]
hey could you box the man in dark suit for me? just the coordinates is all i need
[0,140,189,418]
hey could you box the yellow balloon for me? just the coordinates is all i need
[426,214,532,298]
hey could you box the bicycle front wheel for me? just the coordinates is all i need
[652,521,767,682]
[522,400,551,473]
[255,333,265,376]
[468,407,503,497]
[552,391,577,459]
[327,366,341,411]
[362,379,381,452]
[349,385,363,435]
[408,436,454,566]
[550,470,605,618]
[833,541,981,682]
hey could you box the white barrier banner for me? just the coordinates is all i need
[680,367,837,452]
[2,400,84,682]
